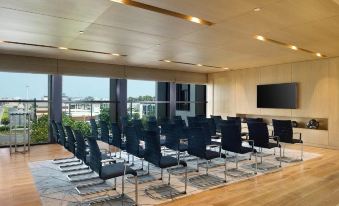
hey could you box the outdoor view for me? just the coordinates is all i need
[0,72,49,146]
[127,80,156,120]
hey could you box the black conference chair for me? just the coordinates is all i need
[211,115,222,132]
[247,122,282,169]
[246,117,264,123]
[125,126,146,171]
[272,119,303,161]
[227,116,249,138]
[187,127,222,174]
[221,124,257,180]
[165,125,188,164]
[59,126,83,169]
[173,115,182,121]
[51,120,60,143]
[99,120,111,154]
[56,122,67,147]
[111,122,126,158]
[187,116,200,128]
[132,119,145,141]
[120,116,129,137]
[67,129,115,182]
[90,119,100,140]
[144,130,188,195]
[148,116,157,122]
[85,137,138,205]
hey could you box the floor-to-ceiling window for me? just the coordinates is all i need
[127,80,156,120]
[176,84,206,121]
[62,75,110,135]
[0,72,49,146]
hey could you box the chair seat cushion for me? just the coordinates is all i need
[159,156,182,168]
[178,144,188,152]
[267,142,279,149]
[101,163,137,180]
[292,139,303,144]
[205,150,220,160]
[239,146,254,154]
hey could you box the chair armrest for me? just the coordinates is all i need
[269,135,280,144]
[293,132,302,140]
[242,139,255,151]
[101,158,116,164]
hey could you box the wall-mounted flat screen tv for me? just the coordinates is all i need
[257,83,298,109]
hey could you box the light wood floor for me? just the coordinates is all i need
[0,144,338,206]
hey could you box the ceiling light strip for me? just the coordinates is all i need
[255,35,326,57]
[111,0,214,26]
[1,40,127,57]
[160,59,226,69]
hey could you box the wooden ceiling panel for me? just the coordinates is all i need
[0,0,111,22]
[94,3,202,39]
[0,8,90,39]
[75,24,170,49]
[137,0,279,23]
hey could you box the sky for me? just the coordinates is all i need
[0,72,155,99]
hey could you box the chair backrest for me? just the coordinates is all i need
[148,116,157,122]
[50,120,60,143]
[99,120,110,143]
[247,122,269,147]
[187,116,199,128]
[211,115,222,131]
[73,130,87,162]
[64,126,76,154]
[90,119,99,140]
[56,122,66,146]
[227,116,241,121]
[132,119,144,140]
[86,137,102,175]
[144,130,161,166]
[160,123,172,136]
[199,121,212,144]
[221,124,242,153]
[120,116,129,133]
[147,120,158,132]
[125,126,141,157]
[173,116,182,121]
[246,118,264,124]
[206,118,216,136]
[174,119,186,127]
[165,125,180,151]
[187,127,206,158]
[111,122,122,147]
[272,119,293,143]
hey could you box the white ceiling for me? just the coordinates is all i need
[0,0,338,73]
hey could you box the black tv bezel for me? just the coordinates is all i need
[256,82,298,109]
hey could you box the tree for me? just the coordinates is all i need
[1,107,10,126]
[31,114,48,144]
[99,106,110,123]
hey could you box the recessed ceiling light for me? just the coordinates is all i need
[111,53,120,56]
[316,53,322,57]
[289,45,298,50]
[110,0,124,3]
[58,47,68,50]
[197,64,203,67]
[0,40,3,43]
[255,35,265,41]
[79,31,84,34]
[223,67,229,70]
[164,60,171,63]
[190,17,202,24]
[253,8,261,12]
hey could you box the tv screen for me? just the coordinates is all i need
[257,83,297,109]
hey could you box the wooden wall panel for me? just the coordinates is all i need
[291,60,329,118]
[328,57,339,147]
[208,57,339,149]
[260,64,293,117]
[235,68,261,115]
